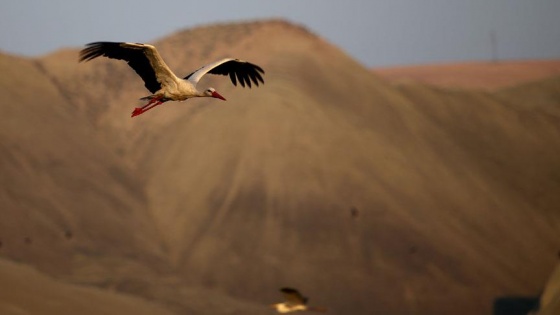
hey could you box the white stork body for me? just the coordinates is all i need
[271,288,327,313]
[79,42,264,117]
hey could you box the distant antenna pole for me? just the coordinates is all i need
[490,29,499,63]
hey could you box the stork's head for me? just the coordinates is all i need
[204,88,226,101]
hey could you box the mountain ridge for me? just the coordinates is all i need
[1,19,559,315]
[373,59,560,90]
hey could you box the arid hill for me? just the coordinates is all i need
[0,258,175,315]
[373,60,560,90]
[1,19,559,315]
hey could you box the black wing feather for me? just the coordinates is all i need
[79,42,162,93]
[253,71,264,86]
[229,71,238,86]
[184,59,265,88]
[243,70,252,88]
[238,71,247,88]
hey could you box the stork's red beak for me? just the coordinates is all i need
[212,91,226,101]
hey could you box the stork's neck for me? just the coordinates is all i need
[176,79,202,98]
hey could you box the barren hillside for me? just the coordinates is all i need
[1,20,559,315]
[0,258,175,315]
[374,60,560,90]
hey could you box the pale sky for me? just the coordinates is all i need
[1,0,559,67]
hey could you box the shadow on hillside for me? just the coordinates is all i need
[493,296,540,315]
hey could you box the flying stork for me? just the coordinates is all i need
[79,42,265,117]
[270,288,327,313]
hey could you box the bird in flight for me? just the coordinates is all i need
[79,42,265,117]
[270,288,327,313]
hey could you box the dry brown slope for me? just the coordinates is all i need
[373,60,560,90]
[393,78,560,285]
[129,23,560,315]
[29,21,453,314]
[68,21,560,314]
[2,19,560,315]
[0,258,175,315]
[0,52,168,274]
[0,48,276,315]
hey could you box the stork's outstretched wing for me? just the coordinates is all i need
[79,42,178,93]
[184,58,265,88]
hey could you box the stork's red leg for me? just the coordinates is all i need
[131,96,164,118]
[131,100,163,117]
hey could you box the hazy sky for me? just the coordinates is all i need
[1,0,559,67]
